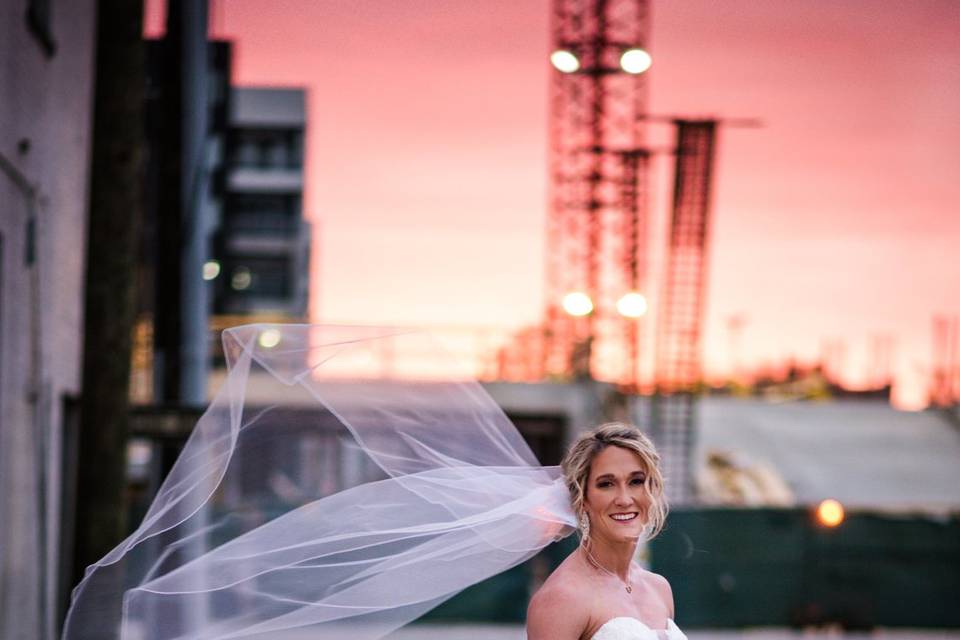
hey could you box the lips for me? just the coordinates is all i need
[610,512,638,522]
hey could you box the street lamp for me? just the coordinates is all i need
[619,48,652,74]
[562,291,594,317]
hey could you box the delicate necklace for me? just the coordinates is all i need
[583,547,633,593]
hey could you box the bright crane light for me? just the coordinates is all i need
[616,292,648,318]
[550,49,581,74]
[620,48,652,74]
[258,329,282,349]
[815,499,845,528]
[562,291,594,317]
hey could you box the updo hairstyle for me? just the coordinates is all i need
[560,422,668,544]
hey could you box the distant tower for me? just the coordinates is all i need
[544,0,653,387]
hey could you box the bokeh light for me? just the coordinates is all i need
[258,329,282,349]
[616,292,648,318]
[550,49,580,73]
[231,266,252,291]
[202,259,220,281]
[816,498,845,527]
[562,291,594,316]
[619,48,652,74]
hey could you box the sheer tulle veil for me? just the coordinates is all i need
[63,324,577,639]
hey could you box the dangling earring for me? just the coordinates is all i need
[579,512,590,538]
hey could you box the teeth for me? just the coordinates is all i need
[611,513,637,521]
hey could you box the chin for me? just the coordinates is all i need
[602,527,641,544]
[618,530,642,543]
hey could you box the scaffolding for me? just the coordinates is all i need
[653,120,718,505]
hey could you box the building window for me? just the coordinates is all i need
[232,129,302,169]
[26,0,57,57]
[227,194,299,235]
[230,194,294,216]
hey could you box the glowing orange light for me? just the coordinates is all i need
[816,499,844,527]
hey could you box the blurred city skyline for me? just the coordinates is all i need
[146,0,960,408]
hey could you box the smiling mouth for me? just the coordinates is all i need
[610,513,638,522]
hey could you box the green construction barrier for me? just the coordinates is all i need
[650,508,960,629]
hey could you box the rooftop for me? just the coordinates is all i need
[231,86,306,127]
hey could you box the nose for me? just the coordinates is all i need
[614,485,632,506]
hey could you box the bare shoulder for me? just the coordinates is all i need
[641,569,675,616]
[527,564,591,640]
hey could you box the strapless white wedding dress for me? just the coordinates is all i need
[591,617,687,640]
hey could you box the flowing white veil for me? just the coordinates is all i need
[63,324,577,639]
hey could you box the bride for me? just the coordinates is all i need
[63,326,680,640]
[527,422,683,640]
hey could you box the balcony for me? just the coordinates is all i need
[228,166,302,193]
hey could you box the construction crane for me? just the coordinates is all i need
[651,119,719,505]
[543,0,653,388]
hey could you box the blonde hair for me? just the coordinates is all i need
[561,422,668,544]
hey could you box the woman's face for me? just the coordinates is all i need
[583,445,651,545]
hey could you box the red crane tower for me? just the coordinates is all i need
[652,120,719,504]
[543,0,653,388]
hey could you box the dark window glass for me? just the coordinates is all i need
[228,258,290,297]
[227,194,298,235]
[231,128,302,169]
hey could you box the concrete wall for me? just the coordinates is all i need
[0,1,96,638]
[697,397,960,510]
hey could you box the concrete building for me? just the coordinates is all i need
[0,1,97,638]
[215,87,310,318]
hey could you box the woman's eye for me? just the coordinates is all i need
[631,478,646,485]
[597,481,612,488]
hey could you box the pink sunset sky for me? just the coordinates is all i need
[148,1,960,408]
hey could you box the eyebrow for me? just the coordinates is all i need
[594,471,646,481]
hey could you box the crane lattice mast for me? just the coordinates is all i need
[652,120,718,505]
[544,0,652,387]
